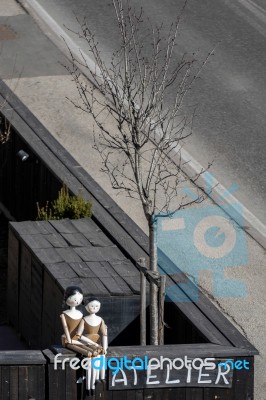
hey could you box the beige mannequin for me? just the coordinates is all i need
[77,298,108,390]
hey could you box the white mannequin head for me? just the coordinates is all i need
[85,298,101,315]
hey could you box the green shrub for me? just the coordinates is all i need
[36,184,92,220]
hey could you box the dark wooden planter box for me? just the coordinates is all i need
[44,345,255,400]
[8,219,141,349]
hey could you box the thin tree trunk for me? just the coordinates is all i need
[158,275,166,345]
[139,258,147,346]
[148,215,158,345]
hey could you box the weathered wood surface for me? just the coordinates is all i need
[10,221,132,349]
[107,344,257,359]
[8,217,141,348]
[43,349,79,400]
[7,229,20,331]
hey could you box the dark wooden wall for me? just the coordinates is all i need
[0,127,61,221]
[0,350,46,400]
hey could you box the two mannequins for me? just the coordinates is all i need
[60,286,108,390]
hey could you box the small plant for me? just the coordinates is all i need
[36,184,92,220]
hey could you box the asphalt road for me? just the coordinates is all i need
[25,0,266,225]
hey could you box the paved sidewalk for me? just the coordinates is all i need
[1,1,266,398]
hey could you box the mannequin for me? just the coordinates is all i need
[77,297,108,389]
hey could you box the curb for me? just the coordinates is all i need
[18,0,266,250]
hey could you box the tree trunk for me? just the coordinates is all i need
[148,215,158,345]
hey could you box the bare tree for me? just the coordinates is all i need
[66,0,212,345]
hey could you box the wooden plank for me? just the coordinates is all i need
[87,261,119,278]
[30,258,43,348]
[49,219,78,234]
[19,244,32,341]
[9,366,19,400]
[73,247,111,262]
[135,389,143,400]
[71,218,100,233]
[109,260,139,277]
[32,248,64,264]
[123,276,140,294]
[18,367,29,399]
[185,387,203,400]
[82,277,111,296]
[204,387,233,400]
[44,262,78,280]
[7,228,20,329]
[56,276,91,294]
[56,247,82,262]
[44,233,69,248]
[42,271,61,348]
[56,276,109,298]
[69,262,97,278]
[61,232,91,247]
[32,365,46,400]
[107,344,256,359]
[46,364,64,400]
[111,390,128,400]
[95,380,107,400]
[233,356,254,400]
[54,284,66,346]
[34,220,57,234]
[84,231,114,247]
[9,221,42,235]
[74,246,126,262]
[145,388,184,400]
[161,388,178,400]
[65,363,77,399]
[20,234,53,249]
[125,390,136,400]
[100,276,131,296]
[0,351,46,365]
[1,366,10,399]
[109,275,132,296]
[10,221,57,235]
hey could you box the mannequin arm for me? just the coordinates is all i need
[102,331,108,352]
[76,318,84,338]
[80,335,102,347]
[101,322,108,351]
[60,313,71,343]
